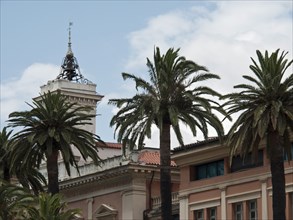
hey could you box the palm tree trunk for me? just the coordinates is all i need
[3,161,11,183]
[160,123,172,220]
[268,130,286,220]
[46,149,59,195]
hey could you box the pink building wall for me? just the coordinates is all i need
[173,140,293,220]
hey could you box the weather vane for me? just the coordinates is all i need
[68,22,73,46]
[55,22,92,84]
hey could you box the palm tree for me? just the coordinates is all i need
[24,192,81,220]
[223,49,293,220]
[0,127,13,182]
[0,127,46,194]
[8,91,102,195]
[0,181,35,220]
[109,47,226,219]
[12,162,47,195]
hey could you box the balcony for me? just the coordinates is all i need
[151,192,179,208]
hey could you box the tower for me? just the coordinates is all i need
[39,23,103,135]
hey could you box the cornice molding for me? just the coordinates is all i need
[60,163,179,190]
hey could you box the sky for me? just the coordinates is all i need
[1,0,292,148]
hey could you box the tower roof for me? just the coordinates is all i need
[56,22,92,84]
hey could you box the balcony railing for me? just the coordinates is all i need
[39,155,129,182]
[151,192,179,208]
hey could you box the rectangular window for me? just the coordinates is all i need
[194,209,204,220]
[231,150,263,172]
[208,207,217,220]
[234,203,243,220]
[194,160,224,180]
[248,200,257,220]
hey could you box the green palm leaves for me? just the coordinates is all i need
[223,49,292,220]
[25,193,80,220]
[0,182,80,220]
[0,182,35,220]
[0,127,13,182]
[110,47,226,150]
[0,127,46,194]
[110,47,226,219]
[223,49,293,158]
[8,91,102,194]
[9,91,101,167]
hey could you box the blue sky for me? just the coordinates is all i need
[1,1,292,148]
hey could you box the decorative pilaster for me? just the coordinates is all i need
[219,186,227,220]
[179,195,188,220]
[121,182,146,220]
[87,198,94,220]
[260,178,268,220]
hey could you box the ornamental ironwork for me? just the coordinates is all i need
[56,22,92,84]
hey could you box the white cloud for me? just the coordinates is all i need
[122,1,293,147]
[126,10,195,72]
[4,1,291,148]
[1,63,59,128]
[126,1,292,74]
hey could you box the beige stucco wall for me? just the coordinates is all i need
[39,79,103,135]
[61,166,180,220]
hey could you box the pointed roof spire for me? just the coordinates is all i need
[56,22,92,84]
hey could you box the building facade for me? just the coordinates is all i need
[172,136,293,220]
[36,26,180,220]
[55,144,179,220]
[37,26,292,220]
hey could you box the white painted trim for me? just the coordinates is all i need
[180,173,270,196]
[261,181,268,220]
[189,198,221,211]
[227,190,261,204]
[179,196,188,220]
[87,198,93,220]
[221,188,226,220]
[268,183,293,196]
[285,183,293,193]
[65,184,130,203]
[173,143,228,166]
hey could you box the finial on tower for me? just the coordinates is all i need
[56,22,92,84]
[67,22,73,55]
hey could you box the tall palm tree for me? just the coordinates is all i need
[223,49,293,220]
[109,47,226,219]
[8,91,102,195]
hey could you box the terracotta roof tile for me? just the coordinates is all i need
[138,150,176,166]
